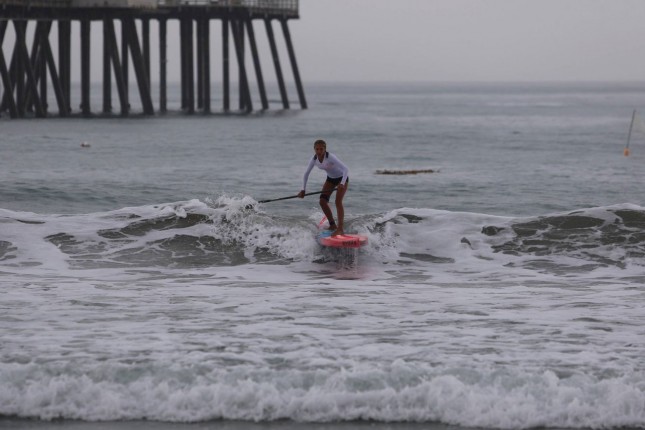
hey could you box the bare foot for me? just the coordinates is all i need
[332,229,344,236]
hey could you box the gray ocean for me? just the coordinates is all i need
[1,82,645,429]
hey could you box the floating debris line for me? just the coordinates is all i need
[375,169,437,175]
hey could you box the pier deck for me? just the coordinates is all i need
[0,1,299,19]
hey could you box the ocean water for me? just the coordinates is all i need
[1,82,645,430]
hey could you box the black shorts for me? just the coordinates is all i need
[320,177,348,201]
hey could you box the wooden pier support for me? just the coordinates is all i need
[103,18,128,115]
[246,17,268,110]
[0,2,306,119]
[58,20,71,113]
[265,18,289,109]
[103,19,112,114]
[231,19,252,112]
[80,19,91,116]
[281,18,307,109]
[159,18,167,113]
[197,17,210,113]
[0,20,17,118]
[222,17,230,112]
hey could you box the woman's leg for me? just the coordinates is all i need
[319,180,336,230]
[333,181,348,235]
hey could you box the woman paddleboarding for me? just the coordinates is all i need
[298,139,349,236]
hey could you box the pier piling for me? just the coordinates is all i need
[0,0,305,118]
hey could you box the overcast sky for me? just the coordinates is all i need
[2,0,644,84]
[289,0,645,82]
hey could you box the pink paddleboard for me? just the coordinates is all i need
[316,217,368,249]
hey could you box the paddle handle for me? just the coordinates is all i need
[258,188,337,204]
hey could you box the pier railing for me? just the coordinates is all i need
[0,0,71,6]
[160,0,298,11]
[0,0,298,12]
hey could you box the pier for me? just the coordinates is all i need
[0,0,306,118]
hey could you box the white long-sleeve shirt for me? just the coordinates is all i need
[302,152,349,192]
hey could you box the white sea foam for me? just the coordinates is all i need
[4,82,645,429]
[1,361,644,427]
[3,201,645,280]
[2,201,645,428]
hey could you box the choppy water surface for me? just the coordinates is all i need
[1,82,645,429]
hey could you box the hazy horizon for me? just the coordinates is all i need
[2,1,645,86]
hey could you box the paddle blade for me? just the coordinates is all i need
[624,148,631,157]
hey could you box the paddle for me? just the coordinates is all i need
[258,188,337,204]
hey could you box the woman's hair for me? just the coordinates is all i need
[314,139,326,147]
